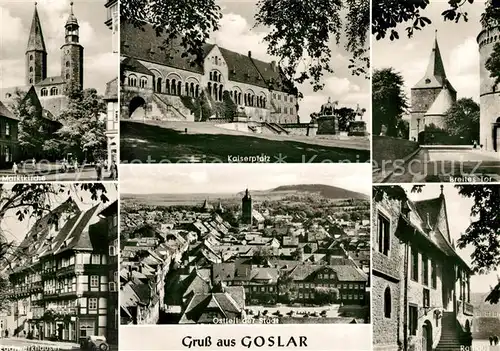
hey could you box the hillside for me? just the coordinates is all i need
[268,184,368,200]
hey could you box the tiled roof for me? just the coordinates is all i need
[121,56,153,76]
[180,289,244,323]
[104,78,118,101]
[425,87,455,116]
[288,264,367,282]
[413,196,443,229]
[0,101,19,121]
[38,76,65,86]
[27,6,47,52]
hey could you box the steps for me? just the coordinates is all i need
[151,94,193,121]
[435,312,464,351]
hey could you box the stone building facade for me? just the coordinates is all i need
[372,187,473,351]
[120,20,299,124]
[477,22,500,151]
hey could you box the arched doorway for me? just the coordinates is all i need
[493,117,500,152]
[422,321,433,351]
[129,96,146,120]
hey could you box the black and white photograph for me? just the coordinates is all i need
[0,183,118,351]
[119,0,371,164]
[0,0,119,181]
[372,0,500,183]
[372,184,500,351]
[119,164,371,325]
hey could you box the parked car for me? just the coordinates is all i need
[81,335,109,351]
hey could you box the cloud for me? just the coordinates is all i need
[37,0,71,14]
[85,52,119,91]
[212,13,270,62]
[448,36,479,76]
[0,6,26,57]
[0,59,24,88]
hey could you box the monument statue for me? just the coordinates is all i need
[320,97,338,116]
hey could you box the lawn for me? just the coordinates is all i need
[121,121,370,163]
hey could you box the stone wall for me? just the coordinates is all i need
[281,123,317,137]
[317,116,338,135]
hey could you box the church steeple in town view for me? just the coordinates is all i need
[0,1,117,180]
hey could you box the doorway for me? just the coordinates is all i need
[422,321,433,351]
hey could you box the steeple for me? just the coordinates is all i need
[26,3,47,53]
[65,2,80,43]
[61,1,84,92]
[413,30,456,93]
[26,2,47,85]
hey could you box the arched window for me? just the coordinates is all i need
[66,61,70,67]
[195,85,200,98]
[156,77,162,93]
[185,82,189,96]
[50,87,58,96]
[251,95,255,107]
[66,73,70,79]
[208,82,212,97]
[166,79,170,94]
[41,88,48,97]
[190,83,195,97]
[384,287,391,318]
[244,94,247,106]
[172,79,177,95]
[29,55,33,61]
[263,98,266,108]
[29,78,33,84]
[177,81,182,96]
[238,93,242,105]
[140,77,148,89]
[218,75,221,82]
[219,86,223,101]
[209,72,213,81]
[213,84,218,101]
[29,66,33,72]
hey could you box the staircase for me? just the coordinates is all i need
[435,312,465,351]
[151,94,193,121]
[269,123,290,135]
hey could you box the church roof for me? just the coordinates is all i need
[424,86,455,116]
[121,56,153,76]
[66,4,79,27]
[0,101,19,121]
[26,5,47,53]
[413,36,456,93]
[38,76,65,86]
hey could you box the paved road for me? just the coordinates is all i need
[0,337,79,350]
[381,148,500,183]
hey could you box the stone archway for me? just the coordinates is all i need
[422,320,433,351]
[493,117,500,152]
[129,96,147,120]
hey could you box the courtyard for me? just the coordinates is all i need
[120,120,370,163]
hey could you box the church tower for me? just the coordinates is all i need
[241,189,253,225]
[61,2,84,93]
[26,3,47,86]
[409,32,457,141]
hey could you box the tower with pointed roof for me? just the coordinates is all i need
[477,12,500,151]
[61,2,84,93]
[241,189,253,225]
[409,32,457,141]
[26,3,47,86]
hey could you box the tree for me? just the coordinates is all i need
[313,286,340,305]
[336,107,356,131]
[372,0,499,42]
[11,89,58,159]
[397,119,410,139]
[486,42,500,90]
[444,98,480,143]
[56,87,107,161]
[277,271,295,303]
[372,68,408,136]
[121,0,369,94]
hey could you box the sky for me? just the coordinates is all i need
[210,0,370,124]
[373,0,485,106]
[120,163,372,196]
[402,184,498,294]
[0,183,118,246]
[0,0,117,94]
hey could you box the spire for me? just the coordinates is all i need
[26,3,47,53]
[66,2,79,27]
[440,185,444,197]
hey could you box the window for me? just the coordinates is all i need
[140,77,148,89]
[29,66,33,72]
[128,76,137,87]
[409,305,418,335]
[90,275,99,287]
[30,79,33,84]
[50,87,58,96]
[411,247,419,282]
[89,298,97,310]
[5,123,10,136]
[422,254,429,286]
[260,286,265,292]
[423,288,430,308]
[109,282,116,291]
[384,287,391,318]
[114,271,118,282]
[30,55,33,61]
[41,88,48,97]
[109,245,116,256]
[431,261,437,289]
[66,73,70,79]
[269,286,274,292]
[377,213,390,255]
[91,254,100,264]
[66,61,70,67]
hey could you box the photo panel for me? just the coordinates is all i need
[119,0,371,164]
[371,184,500,351]
[0,0,119,182]
[0,182,118,350]
[372,0,500,183]
[119,163,371,350]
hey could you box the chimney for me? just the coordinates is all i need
[248,51,252,58]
